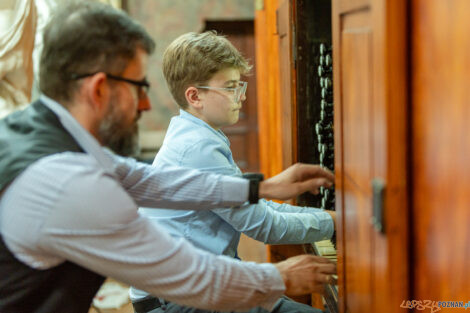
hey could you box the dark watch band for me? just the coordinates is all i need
[242,173,264,204]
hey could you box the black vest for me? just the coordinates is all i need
[0,101,105,313]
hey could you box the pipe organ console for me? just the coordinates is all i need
[290,1,339,311]
[311,42,338,313]
[257,0,469,312]
[299,42,338,313]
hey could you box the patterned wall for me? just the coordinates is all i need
[127,0,254,134]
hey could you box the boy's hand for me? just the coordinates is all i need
[326,210,336,226]
[259,163,334,200]
[274,254,337,295]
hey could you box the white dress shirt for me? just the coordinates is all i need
[0,95,285,311]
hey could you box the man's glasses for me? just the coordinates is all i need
[70,72,150,99]
[196,81,247,103]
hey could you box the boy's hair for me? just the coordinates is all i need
[162,31,252,109]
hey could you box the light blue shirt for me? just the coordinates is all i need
[0,96,286,311]
[131,109,334,300]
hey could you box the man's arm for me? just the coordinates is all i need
[39,175,335,310]
[0,156,279,311]
[259,163,334,199]
[0,155,334,311]
[107,151,334,208]
[108,151,248,209]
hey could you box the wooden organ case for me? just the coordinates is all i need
[255,0,469,312]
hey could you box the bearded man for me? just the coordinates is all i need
[0,2,336,312]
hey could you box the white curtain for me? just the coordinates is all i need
[0,0,122,118]
[0,0,37,118]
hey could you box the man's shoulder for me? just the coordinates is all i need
[4,152,114,213]
[25,152,107,184]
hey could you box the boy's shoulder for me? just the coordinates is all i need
[159,115,222,155]
[157,114,232,169]
[165,113,223,146]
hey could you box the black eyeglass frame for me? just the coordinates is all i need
[70,72,150,96]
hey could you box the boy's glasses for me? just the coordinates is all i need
[196,81,248,103]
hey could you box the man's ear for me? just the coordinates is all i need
[185,86,203,110]
[83,72,110,114]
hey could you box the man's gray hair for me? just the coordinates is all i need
[39,0,155,103]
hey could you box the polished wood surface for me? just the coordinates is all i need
[370,1,409,312]
[412,0,470,305]
[255,0,284,179]
[255,1,306,288]
[338,10,374,313]
[256,0,469,312]
[333,0,409,312]
[277,0,297,169]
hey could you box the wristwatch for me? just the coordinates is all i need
[242,173,264,204]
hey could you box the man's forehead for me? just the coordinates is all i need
[122,48,149,77]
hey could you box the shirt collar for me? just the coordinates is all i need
[39,95,115,173]
[178,109,230,145]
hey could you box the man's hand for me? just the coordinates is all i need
[259,163,334,200]
[274,254,337,296]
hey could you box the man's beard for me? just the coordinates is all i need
[98,96,140,157]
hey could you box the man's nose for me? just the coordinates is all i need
[138,95,151,112]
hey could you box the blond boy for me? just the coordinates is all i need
[130,31,335,313]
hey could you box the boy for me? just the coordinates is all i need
[130,31,336,313]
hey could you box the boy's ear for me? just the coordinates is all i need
[185,86,202,109]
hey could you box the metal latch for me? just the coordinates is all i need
[371,178,386,234]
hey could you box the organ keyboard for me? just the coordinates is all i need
[305,239,338,313]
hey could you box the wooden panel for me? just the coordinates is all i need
[331,2,345,311]
[255,0,283,179]
[334,0,409,312]
[339,10,374,313]
[277,0,297,169]
[337,0,370,15]
[343,179,373,311]
[370,1,409,313]
[412,0,470,305]
[256,0,304,275]
[341,19,373,192]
